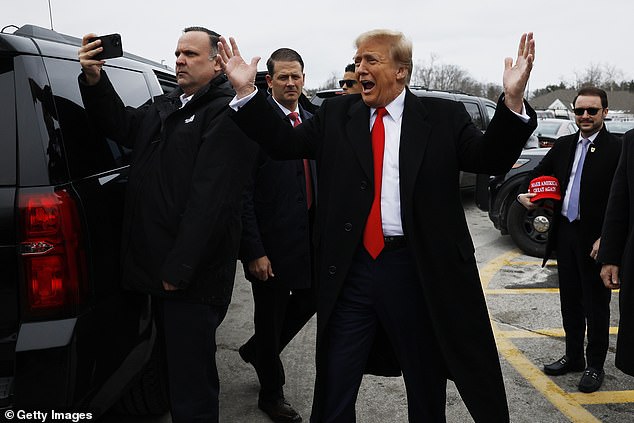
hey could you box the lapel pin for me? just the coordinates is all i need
[590,146,596,153]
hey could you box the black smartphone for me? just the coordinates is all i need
[88,33,123,60]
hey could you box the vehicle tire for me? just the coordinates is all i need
[114,338,169,415]
[506,199,552,258]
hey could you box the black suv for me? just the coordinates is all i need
[0,24,176,415]
[481,147,553,257]
[410,88,497,193]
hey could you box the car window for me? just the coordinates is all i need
[535,121,564,137]
[461,102,483,130]
[486,104,496,123]
[0,58,16,185]
[605,121,634,134]
[44,58,153,179]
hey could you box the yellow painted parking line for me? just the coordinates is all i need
[479,250,522,289]
[497,329,561,338]
[493,323,601,422]
[486,288,560,295]
[570,390,634,404]
[498,327,619,338]
[480,251,605,422]
[508,260,556,266]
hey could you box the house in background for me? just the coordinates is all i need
[530,89,634,121]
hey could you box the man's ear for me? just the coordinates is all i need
[265,74,273,89]
[212,55,223,72]
[396,66,407,82]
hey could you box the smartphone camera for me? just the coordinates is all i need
[89,33,123,60]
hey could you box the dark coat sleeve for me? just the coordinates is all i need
[239,150,267,262]
[519,137,568,192]
[78,71,149,149]
[598,131,633,265]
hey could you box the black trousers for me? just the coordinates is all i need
[556,219,612,369]
[319,246,447,423]
[160,299,228,423]
[242,279,316,401]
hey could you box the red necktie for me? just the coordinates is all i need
[288,112,313,209]
[363,107,387,259]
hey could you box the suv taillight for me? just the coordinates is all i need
[18,189,87,316]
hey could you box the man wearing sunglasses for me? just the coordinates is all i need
[340,63,362,95]
[518,87,622,393]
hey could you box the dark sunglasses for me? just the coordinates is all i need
[573,107,603,116]
[338,79,357,88]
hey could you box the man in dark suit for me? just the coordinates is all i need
[219,30,536,422]
[238,48,316,423]
[518,87,621,393]
[599,129,634,377]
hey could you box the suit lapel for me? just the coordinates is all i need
[345,99,373,179]
[399,91,431,203]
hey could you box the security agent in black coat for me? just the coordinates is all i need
[78,28,257,422]
[518,88,621,393]
[239,95,317,399]
[599,129,634,377]
[238,48,316,423]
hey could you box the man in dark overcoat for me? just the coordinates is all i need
[238,48,316,423]
[599,129,634,377]
[218,30,536,422]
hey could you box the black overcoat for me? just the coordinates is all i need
[232,89,536,422]
[239,96,315,288]
[598,129,634,376]
[79,72,257,305]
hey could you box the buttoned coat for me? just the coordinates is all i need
[239,96,315,288]
[598,129,634,375]
[232,89,536,422]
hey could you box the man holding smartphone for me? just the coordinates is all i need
[78,27,257,422]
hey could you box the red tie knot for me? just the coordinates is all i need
[375,107,387,120]
[288,112,300,125]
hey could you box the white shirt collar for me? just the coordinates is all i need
[272,97,299,118]
[578,128,601,144]
[370,88,406,119]
[179,93,194,108]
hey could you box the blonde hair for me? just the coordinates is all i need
[355,29,413,84]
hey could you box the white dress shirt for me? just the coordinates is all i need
[370,89,406,236]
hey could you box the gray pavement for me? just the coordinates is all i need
[102,195,634,422]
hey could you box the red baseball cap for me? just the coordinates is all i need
[528,176,561,203]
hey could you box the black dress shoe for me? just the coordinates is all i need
[258,398,302,423]
[578,367,604,393]
[543,355,585,376]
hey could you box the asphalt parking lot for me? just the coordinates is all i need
[102,194,634,422]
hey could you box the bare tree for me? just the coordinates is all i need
[575,63,604,88]
[316,71,339,91]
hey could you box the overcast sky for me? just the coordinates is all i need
[4,0,633,92]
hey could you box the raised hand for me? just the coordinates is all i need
[217,36,260,98]
[78,33,106,86]
[503,32,535,113]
